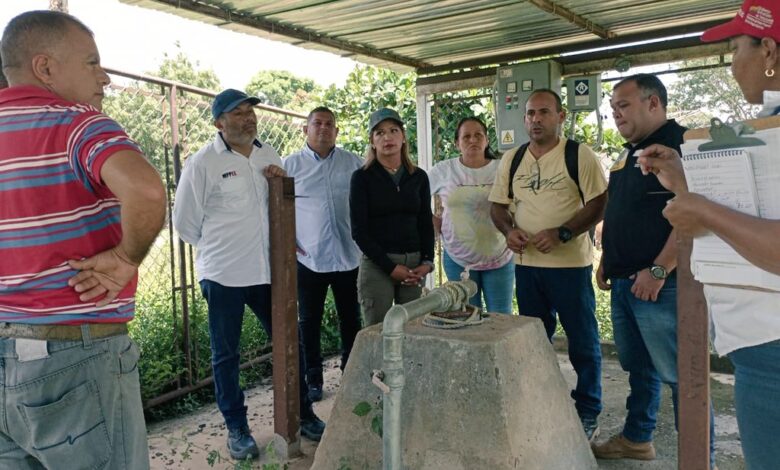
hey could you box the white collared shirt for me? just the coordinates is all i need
[283,144,363,273]
[173,133,282,286]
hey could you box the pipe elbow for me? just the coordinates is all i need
[383,304,408,335]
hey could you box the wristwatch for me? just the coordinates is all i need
[558,226,573,244]
[649,264,668,280]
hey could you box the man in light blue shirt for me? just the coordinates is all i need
[283,107,363,401]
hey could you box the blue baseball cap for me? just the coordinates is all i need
[212,89,261,120]
[369,108,403,133]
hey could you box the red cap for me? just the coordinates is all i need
[701,0,780,43]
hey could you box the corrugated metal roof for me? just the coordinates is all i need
[120,0,741,73]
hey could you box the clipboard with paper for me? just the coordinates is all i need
[681,116,780,292]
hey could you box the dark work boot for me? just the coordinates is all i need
[300,408,326,441]
[306,367,324,402]
[226,425,260,460]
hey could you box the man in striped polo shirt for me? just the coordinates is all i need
[0,11,166,469]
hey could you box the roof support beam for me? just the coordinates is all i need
[145,0,428,69]
[417,19,725,75]
[527,0,613,39]
[415,40,729,93]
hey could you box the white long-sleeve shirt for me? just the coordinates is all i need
[173,133,282,287]
[283,144,363,273]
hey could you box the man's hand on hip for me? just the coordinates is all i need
[68,247,139,307]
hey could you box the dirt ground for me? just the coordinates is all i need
[147,354,744,470]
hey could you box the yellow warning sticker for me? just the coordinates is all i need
[501,130,515,145]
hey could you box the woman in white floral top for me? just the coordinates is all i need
[428,117,514,313]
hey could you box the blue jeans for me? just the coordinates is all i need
[515,265,602,419]
[200,280,313,430]
[611,276,715,465]
[297,262,362,382]
[0,334,149,470]
[442,250,514,314]
[729,339,780,470]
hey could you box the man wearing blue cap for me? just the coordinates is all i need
[173,89,325,460]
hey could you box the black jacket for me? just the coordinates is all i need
[349,162,435,274]
[602,119,686,279]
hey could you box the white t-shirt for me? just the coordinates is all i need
[428,158,512,270]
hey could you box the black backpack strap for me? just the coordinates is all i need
[507,142,530,200]
[563,138,597,244]
[563,139,583,204]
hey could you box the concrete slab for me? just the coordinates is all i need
[147,343,745,470]
[312,314,596,470]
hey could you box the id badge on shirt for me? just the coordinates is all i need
[610,148,629,172]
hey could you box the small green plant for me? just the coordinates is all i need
[352,399,383,438]
[337,456,353,470]
[261,442,290,470]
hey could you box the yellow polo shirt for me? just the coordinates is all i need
[488,138,607,268]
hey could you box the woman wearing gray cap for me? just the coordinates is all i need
[349,108,435,326]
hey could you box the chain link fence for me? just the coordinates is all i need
[103,69,307,408]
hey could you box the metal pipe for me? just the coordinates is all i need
[380,280,477,470]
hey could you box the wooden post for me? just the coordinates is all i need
[677,235,710,470]
[268,176,301,458]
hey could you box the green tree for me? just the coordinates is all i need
[321,65,417,157]
[156,51,221,90]
[562,82,625,164]
[668,58,760,128]
[246,70,321,110]
[102,51,222,173]
[430,89,496,164]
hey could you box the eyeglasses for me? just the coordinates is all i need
[510,159,542,195]
[530,160,541,194]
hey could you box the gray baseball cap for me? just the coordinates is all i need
[369,108,403,133]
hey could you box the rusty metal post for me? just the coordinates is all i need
[268,176,301,458]
[677,235,710,470]
[169,85,193,387]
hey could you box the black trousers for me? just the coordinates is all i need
[296,262,361,383]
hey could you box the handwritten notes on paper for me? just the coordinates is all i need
[681,137,780,292]
[683,150,759,215]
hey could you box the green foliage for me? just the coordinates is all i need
[246,70,322,111]
[261,442,290,470]
[321,65,418,157]
[668,58,760,128]
[352,401,372,417]
[157,49,221,90]
[352,398,383,438]
[103,50,220,179]
[431,89,495,164]
[563,82,625,163]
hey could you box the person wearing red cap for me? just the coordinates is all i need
[638,1,780,468]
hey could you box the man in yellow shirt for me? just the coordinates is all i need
[490,88,607,443]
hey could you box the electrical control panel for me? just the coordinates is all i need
[495,61,561,151]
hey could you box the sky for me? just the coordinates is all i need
[0,0,357,89]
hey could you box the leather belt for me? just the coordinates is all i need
[0,322,128,341]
